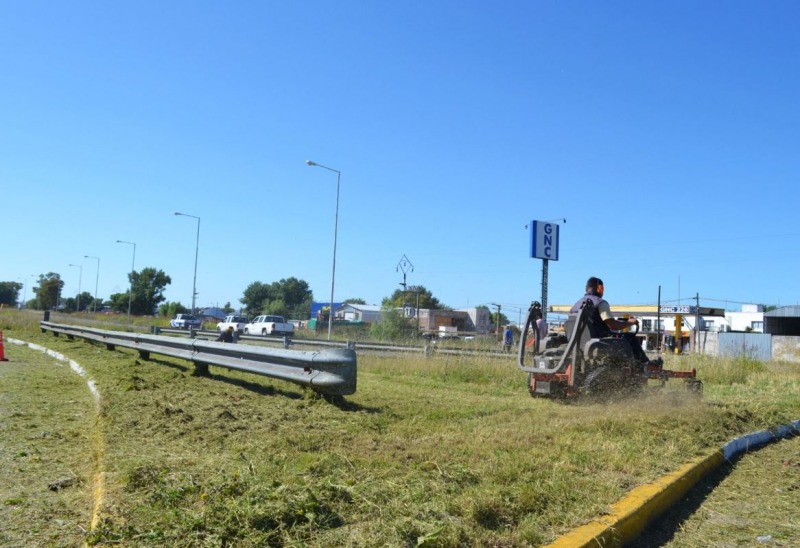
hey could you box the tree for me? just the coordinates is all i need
[343,297,367,305]
[0,281,22,306]
[108,292,130,314]
[381,285,447,310]
[79,291,93,311]
[64,291,94,312]
[158,301,188,318]
[369,307,416,341]
[240,277,313,319]
[109,267,171,316]
[34,273,64,310]
[241,282,272,316]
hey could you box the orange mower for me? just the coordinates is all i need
[517,301,702,399]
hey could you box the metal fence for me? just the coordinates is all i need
[718,332,772,361]
[40,321,357,396]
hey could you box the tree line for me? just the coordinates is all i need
[0,273,467,322]
[0,274,519,338]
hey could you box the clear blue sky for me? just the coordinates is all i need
[3,1,799,320]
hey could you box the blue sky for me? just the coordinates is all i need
[3,1,799,320]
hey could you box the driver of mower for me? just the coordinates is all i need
[570,277,655,366]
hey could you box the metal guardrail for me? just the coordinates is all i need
[182,329,512,358]
[40,321,357,396]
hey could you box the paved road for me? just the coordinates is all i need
[631,435,800,547]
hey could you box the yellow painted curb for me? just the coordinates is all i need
[544,450,724,547]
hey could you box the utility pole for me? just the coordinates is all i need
[695,292,700,353]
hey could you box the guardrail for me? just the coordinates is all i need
[158,327,512,358]
[40,321,357,397]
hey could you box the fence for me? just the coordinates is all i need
[718,332,772,361]
[40,321,357,396]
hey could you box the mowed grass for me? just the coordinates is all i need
[1,310,799,547]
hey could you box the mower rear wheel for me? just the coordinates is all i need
[581,365,628,395]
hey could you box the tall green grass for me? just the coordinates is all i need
[1,309,799,547]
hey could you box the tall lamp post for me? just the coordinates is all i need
[306,160,340,340]
[116,240,136,323]
[174,212,201,315]
[68,263,83,312]
[27,274,34,306]
[84,255,100,312]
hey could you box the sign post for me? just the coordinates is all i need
[529,220,561,319]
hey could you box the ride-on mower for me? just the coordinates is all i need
[518,301,702,399]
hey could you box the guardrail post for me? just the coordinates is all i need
[151,326,161,335]
[194,363,209,376]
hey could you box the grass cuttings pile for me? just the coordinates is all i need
[1,311,798,546]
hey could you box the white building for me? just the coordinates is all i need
[335,303,383,323]
[724,304,764,332]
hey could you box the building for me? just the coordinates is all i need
[335,303,383,323]
[765,305,800,335]
[549,303,763,334]
[725,304,764,332]
[199,307,227,322]
[417,307,492,334]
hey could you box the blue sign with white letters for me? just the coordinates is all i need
[530,220,559,260]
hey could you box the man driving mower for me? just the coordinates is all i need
[570,276,659,367]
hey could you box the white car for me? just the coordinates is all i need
[217,315,249,333]
[244,315,294,336]
[169,313,202,330]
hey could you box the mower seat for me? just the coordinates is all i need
[565,313,635,366]
[583,338,635,362]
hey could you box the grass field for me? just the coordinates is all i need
[1,310,799,546]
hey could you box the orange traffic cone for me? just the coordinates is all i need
[0,330,7,361]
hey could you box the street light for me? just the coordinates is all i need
[68,263,83,312]
[174,212,201,315]
[306,160,341,340]
[27,274,35,306]
[84,255,100,312]
[16,276,31,308]
[116,240,136,322]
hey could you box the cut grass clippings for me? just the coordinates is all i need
[1,310,799,546]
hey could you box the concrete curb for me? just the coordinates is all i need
[544,419,800,547]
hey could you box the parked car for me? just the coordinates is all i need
[244,315,294,336]
[217,315,249,333]
[170,313,202,330]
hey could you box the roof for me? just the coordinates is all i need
[337,304,382,312]
[765,305,800,317]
